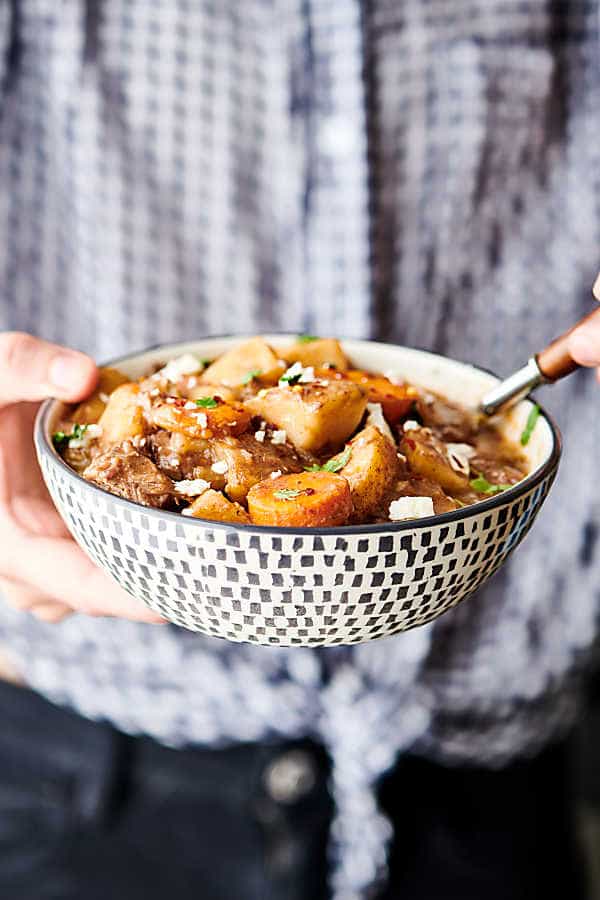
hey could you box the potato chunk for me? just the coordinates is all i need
[247,472,353,527]
[200,338,285,388]
[98,383,145,444]
[278,338,349,372]
[71,367,130,425]
[246,380,367,453]
[341,425,399,522]
[186,382,237,403]
[149,397,251,439]
[400,428,469,495]
[185,489,250,525]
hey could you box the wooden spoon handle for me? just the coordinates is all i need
[536,287,600,382]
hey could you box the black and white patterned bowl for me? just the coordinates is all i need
[34,337,561,646]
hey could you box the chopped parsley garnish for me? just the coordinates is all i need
[305,447,351,473]
[52,423,88,451]
[200,358,212,367]
[520,404,540,446]
[274,488,303,500]
[195,396,218,409]
[297,334,318,343]
[469,474,512,495]
[242,369,262,385]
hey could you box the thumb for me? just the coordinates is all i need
[0,332,98,405]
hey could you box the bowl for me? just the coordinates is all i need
[34,336,561,646]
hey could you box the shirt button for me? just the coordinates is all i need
[263,749,317,804]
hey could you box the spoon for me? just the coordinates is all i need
[480,273,600,416]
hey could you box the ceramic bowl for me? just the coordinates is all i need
[34,336,561,646]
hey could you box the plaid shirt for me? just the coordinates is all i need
[0,2,599,896]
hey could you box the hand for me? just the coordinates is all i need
[568,274,600,379]
[0,332,164,624]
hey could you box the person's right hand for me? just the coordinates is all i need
[0,332,165,624]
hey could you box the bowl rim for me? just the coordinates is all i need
[34,336,562,537]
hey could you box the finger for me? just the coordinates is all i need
[9,494,72,540]
[30,601,73,623]
[0,332,98,405]
[5,535,166,623]
[567,317,600,367]
[0,575,53,612]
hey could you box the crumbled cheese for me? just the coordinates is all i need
[271,429,287,445]
[167,455,180,467]
[270,470,282,479]
[255,430,266,443]
[195,412,208,428]
[260,420,267,429]
[99,392,110,404]
[366,402,394,443]
[403,420,421,432]
[149,387,160,397]
[389,496,435,521]
[299,366,315,383]
[181,507,195,517]
[211,460,229,475]
[166,397,176,404]
[279,361,302,383]
[279,362,315,385]
[159,353,204,383]
[445,442,476,476]
[184,400,197,410]
[187,376,198,388]
[68,423,103,449]
[174,478,211,496]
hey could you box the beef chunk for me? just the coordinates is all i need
[469,455,524,487]
[416,395,476,443]
[83,442,175,509]
[211,432,306,503]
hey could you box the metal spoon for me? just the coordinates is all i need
[480,273,600,416]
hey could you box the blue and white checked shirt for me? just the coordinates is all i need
[1,2,599,896]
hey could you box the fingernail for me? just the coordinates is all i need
[49,354,87,392]
[569,332,600,367]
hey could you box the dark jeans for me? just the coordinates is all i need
[0,679,586,900]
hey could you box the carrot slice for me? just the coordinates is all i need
[247,471,353,527]
[344,370,417,422]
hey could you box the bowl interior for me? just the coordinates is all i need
[42,336,558,514]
